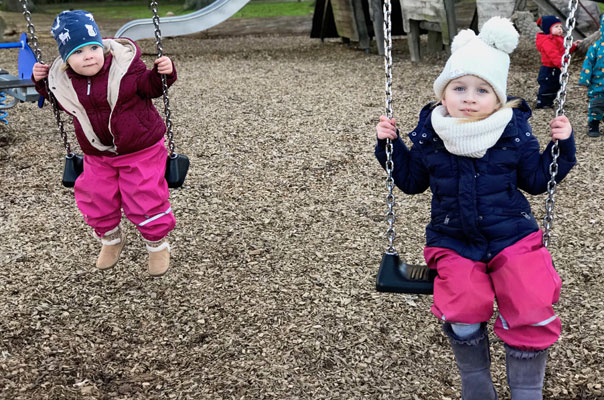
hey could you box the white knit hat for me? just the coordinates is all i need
[433,16,519,105]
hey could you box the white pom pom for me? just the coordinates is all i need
[478,16,519,54]
[451,29,477,53]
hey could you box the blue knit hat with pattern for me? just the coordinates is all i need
[51,10,103,61]
[538,15,562,34]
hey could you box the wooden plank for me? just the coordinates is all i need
[330,0,359,41]
[419,20,441,31]
[408,19,421,62]
[369,0,384,55]
[443,0,457,44]
[352,0,370,50]
[400,0,443,20]
[427,30,443,53]
[399,0,446,30]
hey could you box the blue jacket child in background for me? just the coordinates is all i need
[375,17,576,399]
[578,14,604,137]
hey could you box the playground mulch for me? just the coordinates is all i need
[1,14,603,400]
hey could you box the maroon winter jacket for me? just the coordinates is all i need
[535,33,577,69]
[35,38,177,156]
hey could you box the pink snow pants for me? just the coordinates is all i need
[74,140,175,242]
[425,231,562,351]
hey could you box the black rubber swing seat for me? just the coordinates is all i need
[62,153,84,188]
[376,252,437,294]
[165,153,189,188]
[60,152,190,188]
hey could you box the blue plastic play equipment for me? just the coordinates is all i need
[0,32,40,124]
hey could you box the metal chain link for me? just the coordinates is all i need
[19,0,73,156]
[150,0,176,158]
[383,0,396,254]
[543,0,578,247]
[20,0,41,62]
[47,94,72,155]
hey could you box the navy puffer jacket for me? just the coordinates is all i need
[375,99,576,262]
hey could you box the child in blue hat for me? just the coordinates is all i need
[31,10,178,276]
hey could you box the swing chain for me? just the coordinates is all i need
[555,0,578,118]
[48,94,72,155]
[543,0,578,247]
[19,0,41,62]
[383,0,396,254]
[150,0,176,158]
[19,0,73,156]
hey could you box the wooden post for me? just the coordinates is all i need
[408,19,421,62]
[331,0,360,42]
[369,0,385,55]
[319,0,331,41]
[351,0,370,51]
[427,30,443,54]
[443,0,457,46]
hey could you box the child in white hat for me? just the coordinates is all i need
[375,17,576,399]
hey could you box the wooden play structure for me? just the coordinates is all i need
[311,0,598,61]
[399,0,462,60]
[311,0,402,54]
[311,0,476,59]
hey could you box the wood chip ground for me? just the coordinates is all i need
[0,13,603,400]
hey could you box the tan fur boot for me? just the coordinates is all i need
[95,225,126,270]
[145,239,170,277]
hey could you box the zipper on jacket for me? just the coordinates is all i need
[87,78,91,95]
[521,212,531,220]
[444,215,450,225]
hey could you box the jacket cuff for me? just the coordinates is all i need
[556,131,576,161]
[376,129,400,147]
[33,77,49,98]
[153,61,177,85]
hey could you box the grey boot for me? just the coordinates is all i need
[505,344,548,400]
[443,323,498,400]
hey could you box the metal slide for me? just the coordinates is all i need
[115,0,250,41]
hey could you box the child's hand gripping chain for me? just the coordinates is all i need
[32,63,49,82]
[155,56,173,75]
[376,116,397,140]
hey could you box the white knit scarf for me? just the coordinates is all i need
[430,105,513,158]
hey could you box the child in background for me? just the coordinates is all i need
[578,14,604,138]
[32,10,177,276]
[535,15,579,109]
[375,17,576,399]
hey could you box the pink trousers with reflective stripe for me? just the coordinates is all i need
[425,231,562,351]
[74,140,175,242]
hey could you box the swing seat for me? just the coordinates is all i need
[165,153,189,188]
[376,252,436,294]
[62,153,83,188]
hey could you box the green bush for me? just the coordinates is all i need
[36,0,313,19]
[183,0,215,11]
[2,0,35,12]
